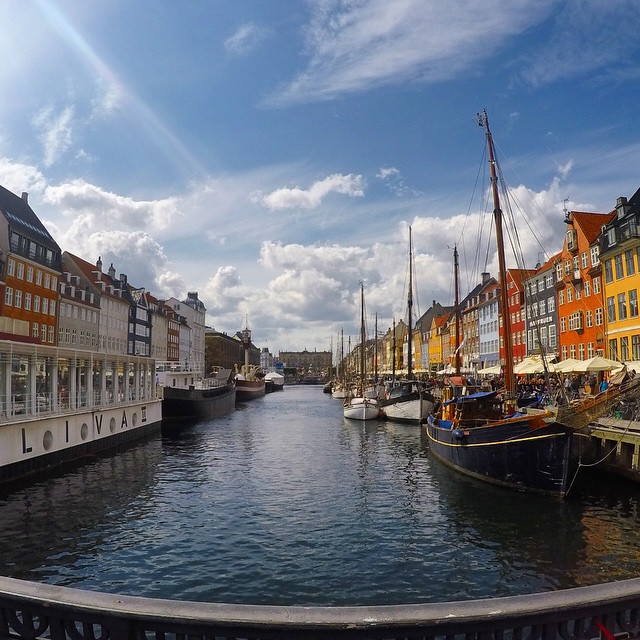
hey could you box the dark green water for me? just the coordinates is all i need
[0,385,639,605]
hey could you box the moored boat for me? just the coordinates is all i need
[264,369,285,391]
[380,226,436,424]
[423,111,581,497]
[343,283,381,421]
[235,364,266,401]
[0,343,161,485]
[156,362,235,422]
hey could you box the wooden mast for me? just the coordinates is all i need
[478,109,515,395]
[454,245,461,376]
[407,226,413,381]
[359,282,366,391]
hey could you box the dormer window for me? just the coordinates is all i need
[607,227,617,246]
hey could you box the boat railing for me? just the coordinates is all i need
[1,574,640,640]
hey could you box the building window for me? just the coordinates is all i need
[570,344,576,359]
[588,342,595,358]
[591,246,600,266]
[24,292,31,311]
[630,289,638,318]
[26,266,33,283]
[593,277,601,294]
[50,300,56,316]
[567,287,573,303]
[14,290,22,308]
[581,252,588,269]
[548,296,555,313]
[578,343,585,360]
[586,310,593,327]
[48,326,54,343]
[34,296,40,313]
[595,307,603,326]
[44,273,50,289]
[560,317,566,332]
[584,279,591,297]
[605,259,614,283]
[41,324,47,340]
[5,287,13,306]
[36,270,42,286]
[626,249,636,276]
[609,338,618,360]
[549,325,557,348]
[607,296,616,323]
[42,298,49,315]
[615,254,624,279]
[7,258,15,277]
[564,260,571,275]
[618,292,628,321]
[621,336,630,361]
[633,335,640,360]
[32,323,38,338]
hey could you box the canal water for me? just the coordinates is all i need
[1,385,639,606]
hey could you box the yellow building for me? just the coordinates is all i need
[599,190,640,361]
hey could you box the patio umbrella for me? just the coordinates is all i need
[477,364,501,375]
[571,355,624,373]
[553,358,582,373]
[514,355,556,375]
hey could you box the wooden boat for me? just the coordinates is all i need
[423,110,640,497]
[157,363,236,422]
[343,283,380,420]
[379,227,436,423]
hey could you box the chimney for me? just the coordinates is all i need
[120,273,127,285]
[432,299,436,308]
[96,256,103,272]
[21,192,28,203]
[108,263,116,279]
[481,272,490,285]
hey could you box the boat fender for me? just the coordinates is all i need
[452,429,466,440]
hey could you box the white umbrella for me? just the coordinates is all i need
[513,355,557,375]
[553,358,582,373]
[571,355,624,373]
[477,364,501,375]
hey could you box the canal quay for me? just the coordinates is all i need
[1,385,639,611]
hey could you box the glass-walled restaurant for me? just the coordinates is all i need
[0,343,155,419]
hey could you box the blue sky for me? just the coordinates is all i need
[1,1,640,355]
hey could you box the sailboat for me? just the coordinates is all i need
[343,283,380,420]
[332,329,348,399]
[424,110,640,497]
[380,226,436,423]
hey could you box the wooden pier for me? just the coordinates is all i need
[586,417,640,481]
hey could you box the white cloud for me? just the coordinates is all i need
[266,0,556,105]
[224,23,266,55]
[256,173,365,210]
[43,180,180,230]
[33,105,75,167]
[0,158,47,196]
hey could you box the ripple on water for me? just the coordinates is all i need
[1,387,640,604]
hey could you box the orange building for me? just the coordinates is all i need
[556,209,616,361]
[0,188,62,345]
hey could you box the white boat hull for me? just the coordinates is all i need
[343,397,379,420]
[382,396,435,424]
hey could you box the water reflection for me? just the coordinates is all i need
[0,387,639,606]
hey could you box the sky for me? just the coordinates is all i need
[1,0,640,356]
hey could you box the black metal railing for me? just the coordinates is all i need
[2,575,640,640]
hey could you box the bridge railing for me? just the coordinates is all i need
[1,575,640,640]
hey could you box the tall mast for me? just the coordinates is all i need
[478,109,515,395]
[407,226,413,380]
[374,312,378,381]
[454,245,461,376]
[359,282,366,386]
[392,318,396,382]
